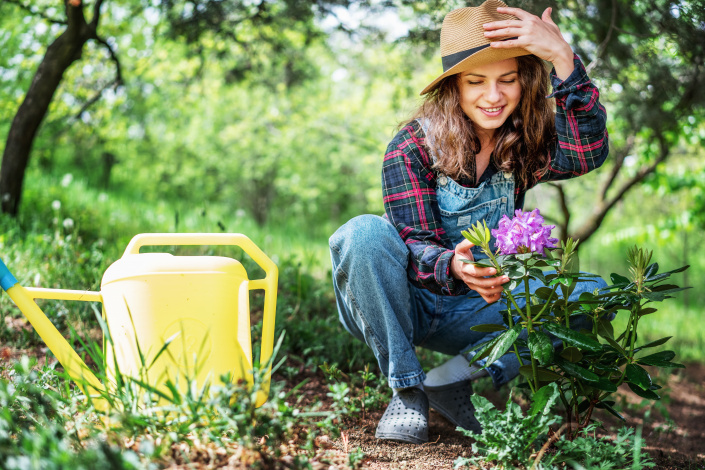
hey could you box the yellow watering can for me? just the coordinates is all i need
[0,233,278,408]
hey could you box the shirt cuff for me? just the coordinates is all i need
[436,250,470,296]
[547,54,590,99]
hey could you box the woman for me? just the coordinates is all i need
[329,0,609,444]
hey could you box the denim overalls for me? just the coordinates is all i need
[329,122,604,389]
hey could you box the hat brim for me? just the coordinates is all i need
[420,46,532,95]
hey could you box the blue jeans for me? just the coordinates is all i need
[329,214,607,389]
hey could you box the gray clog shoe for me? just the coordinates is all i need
[375,388,429,444]
[425,379,482,434]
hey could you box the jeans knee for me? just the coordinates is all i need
[329,215,406,264]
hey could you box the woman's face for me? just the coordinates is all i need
[457,58,522,139]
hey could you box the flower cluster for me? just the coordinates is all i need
[492,209,558,255]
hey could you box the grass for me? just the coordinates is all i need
[17,170,335,275]
[0,166,702,468]
[0,345,340,469]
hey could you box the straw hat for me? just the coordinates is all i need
[420,0,532,95]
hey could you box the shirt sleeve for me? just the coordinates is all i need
[531,54,609,187]
[382,122,470,296]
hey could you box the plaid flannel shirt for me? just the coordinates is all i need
[382,54,609,296]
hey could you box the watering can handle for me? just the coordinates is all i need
[122,233,279,403]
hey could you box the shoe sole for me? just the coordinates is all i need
[374,430,428,444]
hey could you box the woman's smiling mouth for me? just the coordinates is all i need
[480,106,505,117]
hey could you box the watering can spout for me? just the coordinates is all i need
[0,259,106,405]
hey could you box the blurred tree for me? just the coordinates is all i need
[0,0,119,216]
[546,0,705,244]
[0,0,380,216]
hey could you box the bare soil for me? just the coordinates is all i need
[276,362,705,470]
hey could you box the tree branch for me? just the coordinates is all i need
[64,0,88,36]
[70,33,123,121]
[571,138,670,243]
[547,182,570,242]
[2,0,68,25]
[585,0,617,75]
[612,26,657,40]
[541,212,560,225]
[90,0,105,29]
[600,135,634,201]
[72,78,120,121]
[93,34,123,86]
[604,147,668,215]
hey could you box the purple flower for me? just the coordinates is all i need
[491,209,559,255]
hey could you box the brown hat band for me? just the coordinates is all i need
[441,37,518,72]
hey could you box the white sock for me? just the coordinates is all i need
[423,354,488,387]
[392,382,424,396]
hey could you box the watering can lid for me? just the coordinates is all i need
[101,253,248,286]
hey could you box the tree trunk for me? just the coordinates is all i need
[0,2,92,216]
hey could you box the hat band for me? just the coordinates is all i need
[441,37,519,72]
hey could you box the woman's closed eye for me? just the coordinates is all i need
[466,79,517,85]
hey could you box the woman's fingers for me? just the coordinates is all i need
[493,6,533,19]
[482,6,536,32]
[473,284,505,303]
[541,7,556,25]
[482,4,573,76]
[463,263,496,278]
[465,273,509,290]
[450,240,509,304]
[482,19,522,31]
[455,238,474,255]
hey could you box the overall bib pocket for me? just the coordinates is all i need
[436,172,514,259]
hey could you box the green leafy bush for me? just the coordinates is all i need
[463,217,688,437]
[455,383,654,470]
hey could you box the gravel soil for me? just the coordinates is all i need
[279,362,705,470]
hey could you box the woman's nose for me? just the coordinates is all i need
[486,82,502,102]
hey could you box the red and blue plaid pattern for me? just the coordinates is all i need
[382,55,608,296]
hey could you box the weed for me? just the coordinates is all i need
[0,356,143,469]
[455,383,561,469]
[454,384,655,470]
[322,362,390,418]
[0,324,340,469]
[547,422,655,469]
[348,447,366,469]
[653,417,678,435]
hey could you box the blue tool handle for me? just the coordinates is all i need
[0,258,19,291]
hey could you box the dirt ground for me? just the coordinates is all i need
[277,362,705,470]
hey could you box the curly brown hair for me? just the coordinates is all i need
[409,55,556,190]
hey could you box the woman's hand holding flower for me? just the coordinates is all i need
[451,239,509,303]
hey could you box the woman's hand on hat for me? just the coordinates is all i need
[482,6,575,80]
[450,239,509,303]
